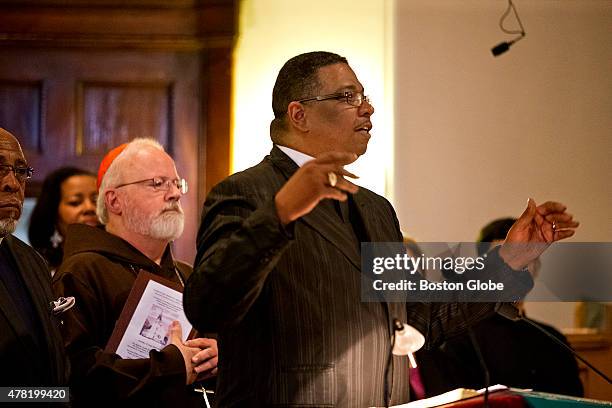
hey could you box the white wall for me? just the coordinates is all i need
[393,0,612,329]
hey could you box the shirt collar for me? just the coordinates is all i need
[276,145,315,168]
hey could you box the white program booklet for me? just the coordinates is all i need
[105,270,192,359]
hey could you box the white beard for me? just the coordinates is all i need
[123,201,184,242]
[149,209,184,241]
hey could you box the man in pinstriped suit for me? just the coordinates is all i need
[184,52,578,406]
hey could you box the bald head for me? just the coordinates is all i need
[114,145,173,181]
[0,128,24,155]
[0,128,28,236]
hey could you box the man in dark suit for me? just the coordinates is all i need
[183,52,579,406]
[0,127,68,386]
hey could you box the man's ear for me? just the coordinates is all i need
[286,101,309,132]
[105,189,122,216]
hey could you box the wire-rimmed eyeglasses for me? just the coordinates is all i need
[0,164,34,182]
[297,91,371,108]
[115,177,188,195]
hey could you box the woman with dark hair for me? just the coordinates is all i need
[28,166,99,271]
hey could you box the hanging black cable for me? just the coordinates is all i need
[491,0,526,57]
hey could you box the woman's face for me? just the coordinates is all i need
[57,174,99,236]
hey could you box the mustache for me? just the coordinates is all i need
[161,202,184,215]
[0,200,23,210]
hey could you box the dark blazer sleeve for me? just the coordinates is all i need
[407,247,534,350]
[184,175,293,332]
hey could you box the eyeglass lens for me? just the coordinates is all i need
[347,92,369,107]
[153,178,188,194]
[0,165,32,181]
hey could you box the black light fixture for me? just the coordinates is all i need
[491,0,526,57]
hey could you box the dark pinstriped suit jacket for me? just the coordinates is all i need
[184,146,511,407]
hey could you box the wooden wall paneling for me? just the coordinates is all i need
[0,49,206,261]
[161,52,200,263]
[201,46,232,209]
[0,0,236,261]
[566,333,612,401]
[0,80,43,153]
[77,81,172,155]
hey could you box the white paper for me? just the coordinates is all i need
[115,279,192,359]
[387,384,509,408]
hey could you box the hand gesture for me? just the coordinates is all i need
[275,151,359,225]
[184,337,218,380]
[499,198,579,270]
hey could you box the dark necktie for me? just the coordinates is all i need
[335,199,350,223]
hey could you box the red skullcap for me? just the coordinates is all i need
[97,143,128,190]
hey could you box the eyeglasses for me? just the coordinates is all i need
[298,91,371,108]
[115,177,188,194]
[0,164,34,182]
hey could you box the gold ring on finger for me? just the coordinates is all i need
[327,172,337,188]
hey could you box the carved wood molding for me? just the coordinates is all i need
[0,33,233,50]
[0,0,236,50]
[0,0,205,7]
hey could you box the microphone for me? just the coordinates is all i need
[491,42,511,57]
[491,0,526,57]
[496,302,522,321]
[392,319,425,366]
[491,35,524,57]
[460,305,491,408]
[497,304,612,384]
[384,319,425,408]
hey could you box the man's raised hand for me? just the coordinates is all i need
[499,198,579,270]
[275,151,359,225]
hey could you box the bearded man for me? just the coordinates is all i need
[54,138,218,407]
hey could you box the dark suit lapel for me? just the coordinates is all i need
[351,191,395,324]
[352,191,387,243]
[301,202,361,269]
[5,237,52,331]
[4,236,61,382]
[0,267,28,339]
[269,146,362,269]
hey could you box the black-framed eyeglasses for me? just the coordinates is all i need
[115,177,188,195]
[0,164,34,182]
[297,91,371,108]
